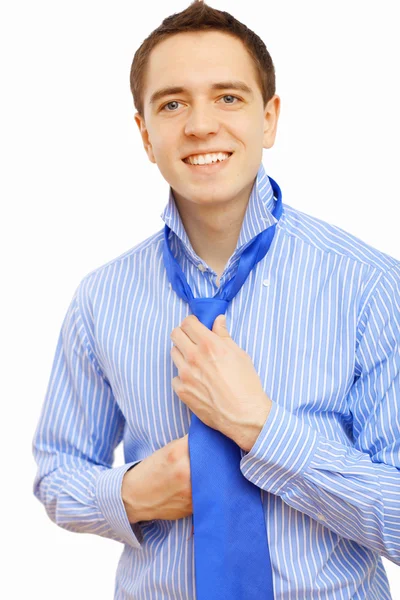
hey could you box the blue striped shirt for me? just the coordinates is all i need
[32,162,400,599]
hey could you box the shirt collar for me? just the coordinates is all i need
[160,161,278,265]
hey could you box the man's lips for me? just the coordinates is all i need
[181,152,234,171]
[182,152,233,164]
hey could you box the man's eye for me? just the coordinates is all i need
[161,101,182,112]
[160,95,241,112]
[221,95,240,104]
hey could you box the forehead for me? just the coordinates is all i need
[142,30,259,104]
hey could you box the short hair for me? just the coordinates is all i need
[130,0,276,117]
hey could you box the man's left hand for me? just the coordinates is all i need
[170,314,272,452]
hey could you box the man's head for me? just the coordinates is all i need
[130,1,280,210]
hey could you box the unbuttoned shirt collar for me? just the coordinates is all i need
[160,162,278,275]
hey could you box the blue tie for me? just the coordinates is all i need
[163,176,283,599]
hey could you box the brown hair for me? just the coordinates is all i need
[130,0,276,118]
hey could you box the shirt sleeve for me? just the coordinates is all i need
[240,263,400,565]
[32,279,144,550]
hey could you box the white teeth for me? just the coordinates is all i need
[185,152,231,165]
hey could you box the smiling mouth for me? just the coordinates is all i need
[182,152,233,166]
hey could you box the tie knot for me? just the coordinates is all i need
[189,298,229,330]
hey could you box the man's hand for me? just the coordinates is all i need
[170,314,272,452]
[122,434,192,524]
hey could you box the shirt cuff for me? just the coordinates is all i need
[240,401,320,495]
[96,461,145,549]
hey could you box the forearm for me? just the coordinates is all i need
[34,458,143,548]
[240,401,400,565]
[32,285,145,549]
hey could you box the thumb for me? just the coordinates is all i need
[213,314,230,337]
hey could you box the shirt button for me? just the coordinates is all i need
[262,279,270,286]
[317,514,326,522]
[198,264,206,272]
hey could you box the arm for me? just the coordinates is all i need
[32,280,144,550]
[240,263,400,565]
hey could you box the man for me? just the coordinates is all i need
[32,1,400,598]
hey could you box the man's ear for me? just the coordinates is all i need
[262,94,281,150]
[134,112,156,163]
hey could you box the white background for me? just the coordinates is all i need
[2,0,399,598]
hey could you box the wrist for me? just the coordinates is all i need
[122,462,150,524]
[235,402,272,453]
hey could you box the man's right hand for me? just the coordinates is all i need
[122,434,193,524]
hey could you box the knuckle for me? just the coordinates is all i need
[180,366,191,383]
[167,451,176,465]
[180,388,191,403]
[176,466,188,484]
[199,338,210,352]
[186,351,198,367]
[167,445,179,464]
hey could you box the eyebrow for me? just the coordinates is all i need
[149,80,253,105]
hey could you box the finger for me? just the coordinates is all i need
[179,314,216,344]
[170,326,195,359]
[170,344,186,370]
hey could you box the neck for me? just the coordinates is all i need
[172,189,251,277]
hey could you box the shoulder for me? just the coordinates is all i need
[73,227,165,302]
[280,202,399,274]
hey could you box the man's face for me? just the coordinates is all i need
[135,30,280,209]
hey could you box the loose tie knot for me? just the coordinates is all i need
[188,298,229,330]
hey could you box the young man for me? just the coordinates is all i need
[32,1,400,598]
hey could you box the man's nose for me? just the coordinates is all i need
[184,105,220,137]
